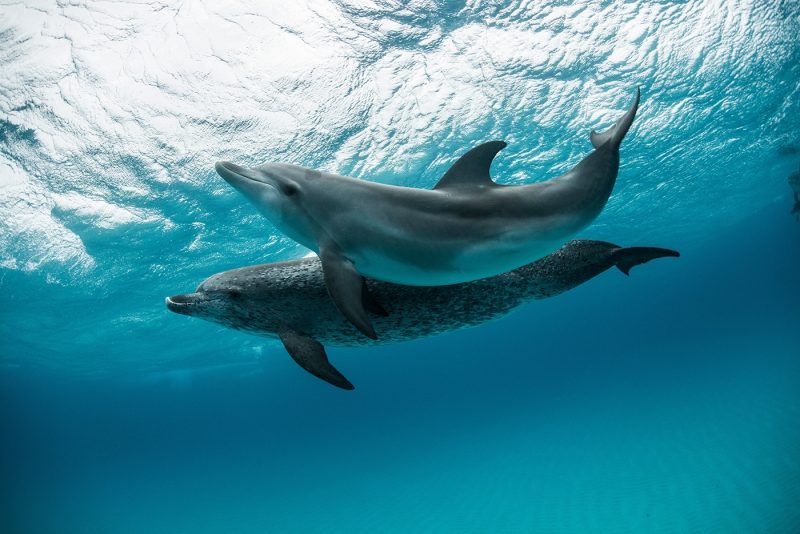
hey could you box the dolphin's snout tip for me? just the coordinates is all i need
[216,161,257,187]
[215,161,236,177]
[165,295,181,313]
[215,160,244,175]
[166,294,199,314]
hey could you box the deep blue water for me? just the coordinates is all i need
[3,203,799,533]
[2,1,800,532]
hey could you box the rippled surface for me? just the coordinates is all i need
[1,2,799,533]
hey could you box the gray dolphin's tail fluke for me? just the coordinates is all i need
[590,87,641,151]
[613,245,680,276]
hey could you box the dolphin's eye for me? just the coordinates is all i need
[229,290,242,300]
[282,183,298,197]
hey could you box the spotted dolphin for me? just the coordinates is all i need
[215,89,640,339]
[166,239,677,390]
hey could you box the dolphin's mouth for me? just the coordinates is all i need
[165,293,203,315]
[215,161,261,184]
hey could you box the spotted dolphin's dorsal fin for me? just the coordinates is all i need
[434,141,507,190]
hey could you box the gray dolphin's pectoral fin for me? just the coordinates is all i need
[362,279,389,317]
[319,243,378,339]
[613,246,680,275]
[590,87,641,150]
[279,330,354,390]
[433,141,507,190]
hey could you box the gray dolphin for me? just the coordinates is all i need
[166,240,677,390]
[215,89,640,339]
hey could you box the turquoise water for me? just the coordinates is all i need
[2,1,799,532]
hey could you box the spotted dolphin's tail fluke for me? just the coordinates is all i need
[613,245,680,276]
[591,87,641,151]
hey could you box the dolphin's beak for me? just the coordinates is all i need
[215,161,253,184]
[165,293,204,315]
[215,161,280,200]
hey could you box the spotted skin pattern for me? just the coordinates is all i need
[168,240,678,348]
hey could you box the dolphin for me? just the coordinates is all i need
[215,89,640,339]
[788,164,800,221]
[166,240,678,390]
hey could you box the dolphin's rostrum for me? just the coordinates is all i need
[166,240,678,390]
[216,89,641,339]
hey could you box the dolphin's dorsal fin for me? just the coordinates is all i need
[434,141,507,190]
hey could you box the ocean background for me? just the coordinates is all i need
[1,1,799,532]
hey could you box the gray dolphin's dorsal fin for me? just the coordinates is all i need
[279,330,354,390]
[319,243,378,340]
[434,141,507,190]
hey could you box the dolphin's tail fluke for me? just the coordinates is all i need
[590,87,641,151]
[613,245,680,276]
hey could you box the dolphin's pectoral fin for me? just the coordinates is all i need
[613,246,680,275]
[279,330,354,390]
[362,279,389,317]
[319,244,378,339]
[590,87,641,150]
[434,141,507,190]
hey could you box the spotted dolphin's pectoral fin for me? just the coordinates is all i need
[361,279,388,317]
[433,140,507,190]
[590,87,641,150]
[319,243,377,339]
[613,246,680,276]
[279,330,354,390]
